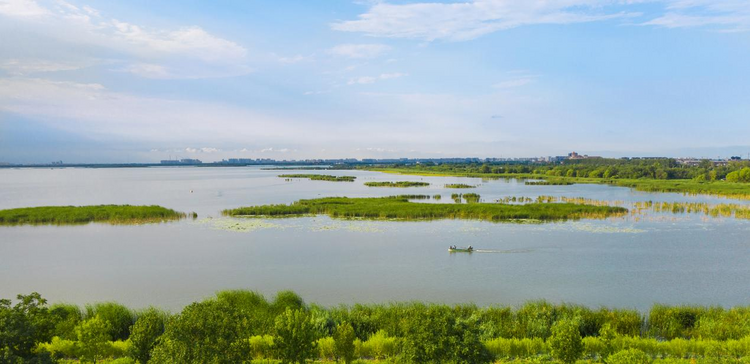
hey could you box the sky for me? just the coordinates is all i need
[1,0,749,163]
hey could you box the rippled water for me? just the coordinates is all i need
[1,167,748,310]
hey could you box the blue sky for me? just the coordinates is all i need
[1,0,749,163]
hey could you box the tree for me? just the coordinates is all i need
[85,302,134,341]
[0,292,55,360]
[128,308,166,364]
[549,318,583,364]
[274,308,318,364]
[333,323,356,364]
[149,300,253,364]
[76,316,112,363]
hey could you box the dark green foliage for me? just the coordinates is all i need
[399,305,492,364]
[333,323,357,364]
[0,293,55,360]
[49,303,83,340]
[223,196,627,222]
[274,308,318,364]
[607,348,653,364]
[279,174,356,182]
[649,305,707,339]
[549,318,583,364]
[0,205,186,225]
[271,291,306,315]
[128,308,166,364]
[85,302,135,341]
[365,181,430,187]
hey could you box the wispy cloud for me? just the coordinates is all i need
[0,0,251,78]
[348,72,407,85]
[332,0,636,41]
[643,0,750,31]
[328,43,391,58]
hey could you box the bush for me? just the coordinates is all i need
[549,318,583,364]
[248,335,275,360]
[85,303,135,341]
[49,304,83,340]
[607,348,652,364]
[274,308,318,364]
[333,323,357,363]
[76,316,112,363]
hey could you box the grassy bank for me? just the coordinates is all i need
[5,291,750,364]
[367,168,750,199]
[279,174,356,182]
[364,181,430,187]
[222,196,626,222]
[0,205,189,225]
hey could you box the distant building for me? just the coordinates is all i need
[566,152,601,160]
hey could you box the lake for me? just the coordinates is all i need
[1,166,749,311]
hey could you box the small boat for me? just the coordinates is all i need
[448,246,474,253]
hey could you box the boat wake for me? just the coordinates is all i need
[473,249,534,254]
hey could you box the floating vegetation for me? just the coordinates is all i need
[496,196,535,204]
[364,181,430,187]
[201,218,284,232]
[278,174,356,182]
[311,221,384,233]
[433,194,442,200]
[445,183,476,189]
[223,196,627,223]
[525,180,574,186]
[0,205,189,226]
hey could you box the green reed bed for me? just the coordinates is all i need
[525,180,574,186]
[278,174,356,182]
[364,181,430,187]
[0,205,189,226]
[445,183,476,188]
[223,196,626,222]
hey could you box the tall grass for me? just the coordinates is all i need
[364,181,430,187]
[0,205,188,226]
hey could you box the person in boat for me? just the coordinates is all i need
[468,245,473,251]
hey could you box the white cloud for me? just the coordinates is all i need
[643,0,750,31]
[0,0,48,17]
[328,43,391,58]
[332,0,635,41]
[348,72,407,85]
[0,0,250,79]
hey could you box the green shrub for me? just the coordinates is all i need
[316,337,335,360]
[49,304,83,340]
[274,309,318,364]
[333,323,357,364]
[362,330,398,359]
[549,318,583,364]
[76,316,112,363]
[248,335,275,359]
[607,348,652,364]
[85,303,135,341]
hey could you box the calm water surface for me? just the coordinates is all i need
[1,167,749,310]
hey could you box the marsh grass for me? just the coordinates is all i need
[445,183,476,189]
[364,181,430,187]
[222,196,627,222]
[0,205,188,226]
[278,174,356,182]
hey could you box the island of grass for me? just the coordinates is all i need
[278,174,356,182]
[445,183,476,189]
[0,205,190,226]
[364,181,430,187]
[223,196,626,222]
[525,180,574,186]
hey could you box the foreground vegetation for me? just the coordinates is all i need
[3,291,750,364]
[222,196,627,222]
[279,174,356,182]
[0,205,189,226]
[366,159,750,199]
[364,181,430,188]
